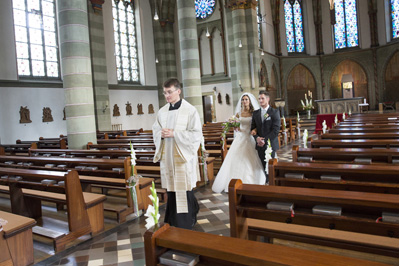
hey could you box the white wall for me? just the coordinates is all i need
[262,0,276,54]
[0,0,18,80]
[0,87,67,144]
[109,89,159,131]
[201,82,234,122]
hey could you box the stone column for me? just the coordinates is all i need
[176,0,203,120]
[151,1,178,107]
[226,0,261,107]
[88,0,111,131]
[58,0,97,149]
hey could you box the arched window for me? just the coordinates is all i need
[112,0,139,83]
[334,0,358,49]
[391,0,399,39]
[12,0,60,78]
[284,0,305,53]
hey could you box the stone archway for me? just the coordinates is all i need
[384,51,399,102]
[286,64,316,115]
[330,59,368,101]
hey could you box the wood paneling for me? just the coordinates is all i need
[330,60,368,100]
[286,64,316,114]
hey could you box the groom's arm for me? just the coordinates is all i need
[251,111,258,139]
[269,108,281,140]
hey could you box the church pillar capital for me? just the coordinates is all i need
[225,0,258,11]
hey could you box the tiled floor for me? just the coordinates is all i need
[37,138,303,266]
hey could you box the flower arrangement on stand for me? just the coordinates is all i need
[264,139,275,175]
[144,181,160,230]
[301,91,314,119]
[303,129,309,148]
[322,120,327,134]
[126,141,141,217]
[342,112,346,120]
[296,111,301,138]
[282,116,288,144]
[221,115,240,150]
[334,114,338,125]
[199,137,208,182]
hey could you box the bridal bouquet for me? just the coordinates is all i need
[301,91,314,111]
[221,115,240,140]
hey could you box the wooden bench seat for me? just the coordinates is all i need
[0,210,36,266]
[310,139,399,148]
[0,168,106,251]
[321,132,399,140]
[144,223,386,266]
[229,179,399,259]
[268,159,399,194]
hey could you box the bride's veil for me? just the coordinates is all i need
[234,93,260,115]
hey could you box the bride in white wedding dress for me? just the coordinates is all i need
[212,93,266,193]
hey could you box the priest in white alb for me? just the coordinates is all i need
[152,78,202,229]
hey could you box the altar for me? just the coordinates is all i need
[315,97,364,114]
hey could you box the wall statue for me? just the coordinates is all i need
[113,104,120,117]
[42,107,54,122]
[225,94,230,105]
[19,106,32,123]
[217,93,222,104]
[137,104,144,115]
[148,104,154,114]
[126,101,133,115]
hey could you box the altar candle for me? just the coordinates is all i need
[364,98,366,104]
[239,80,241,85]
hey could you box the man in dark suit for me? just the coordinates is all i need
[251,90,280,183]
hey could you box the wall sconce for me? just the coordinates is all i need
[239,80,243,92]
[329,0,334,10]
[155,57,159,63]
[154,9,159,20]
[261,50,264,55]
[213,86,217,93]
[102,101,109,113]
[206,27,210,37]
[238,40,242,48]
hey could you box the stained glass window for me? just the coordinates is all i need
[391,0,399,39]
[334,0,358,49]
[112,0,139,82]
[12,0,59,78]
[195,0,216,19]
[257,0,263,49]
[284,0,305,53]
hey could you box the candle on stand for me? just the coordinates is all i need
[239,80,241,85]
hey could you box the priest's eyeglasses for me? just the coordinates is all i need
[163,89,178,96]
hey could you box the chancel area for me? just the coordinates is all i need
[0,0,399,265]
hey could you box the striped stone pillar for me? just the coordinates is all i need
[226,1,261,107]
[151,1,178,107]
[176,0,204,121]
[58,0,97,149]
[88,2,111,131]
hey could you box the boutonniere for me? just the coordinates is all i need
[264,113,269,119]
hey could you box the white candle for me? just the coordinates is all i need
[239,80,241,85]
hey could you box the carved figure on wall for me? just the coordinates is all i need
[217,93,222,104]
[126,101,133,115]
[137,104,144,115]
[225,94,230,105]
[42,107,54,122]
[63,108,66,120]
[19,106,32,123]
[148,104,154,114]
[259,60,268,88]
[113,104,120,117]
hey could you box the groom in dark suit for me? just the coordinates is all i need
[251,91,280,183]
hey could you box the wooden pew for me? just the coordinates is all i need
[268,159,399,194]
[1,143,37,156]
[328,127,399,133]
[144,224,384,266]
[229,179,399,259]
[292,145,399,165]
[310,139,399,149]
[0,155,153,222]
[0,211,36,266]
[0,168,106,251]
[321,132,399,140]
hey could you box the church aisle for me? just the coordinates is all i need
[36,139,299,266]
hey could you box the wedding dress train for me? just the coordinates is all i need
[212,116,266,193]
